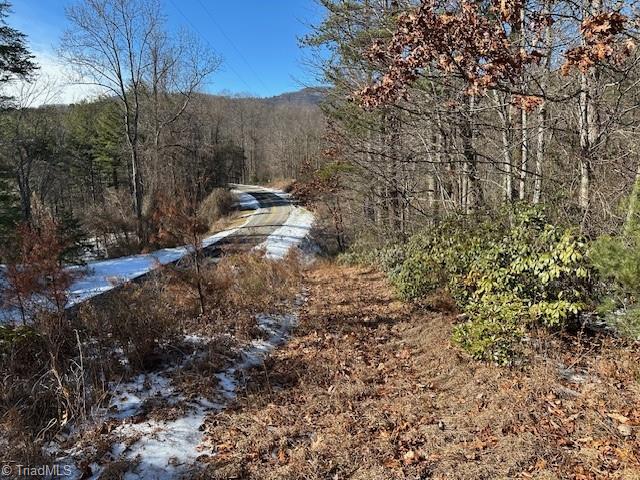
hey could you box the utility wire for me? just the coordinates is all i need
[194,0,270,94]
[167,0,255,94]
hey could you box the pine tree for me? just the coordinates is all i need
[0,1,37,101]
[0,1,36,248]
[0,162,18,247]
[94,101,126,190]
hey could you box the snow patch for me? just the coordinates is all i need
[230,189,260,210]
[258,206,315,259]
[0,189,261,323]
[54,309,299,480]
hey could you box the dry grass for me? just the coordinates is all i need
[0,249,304,469]
[199,262,640,480]
[179,250,304,340]
[199,188,234,229]
[0,315,110,465]
[79,275,182,371]
[266,179,296,193]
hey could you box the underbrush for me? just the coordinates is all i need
[200,264,640,480]
[590,230,640,340]
[81,187,235,258]
[187,249,302,338]
[267,178,296,193]
[0,249,303,466]
[341,206,593,364]
[198,188,234,230]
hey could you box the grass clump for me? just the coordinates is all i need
[198,188,234,229]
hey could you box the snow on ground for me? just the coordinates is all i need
[0,190,260,324]
[67,187,294,307]
[230,188,260,210]
[69,335,221,480]
[66,226,241,307]
[48,189,315,479]
[259,206,315,259]
[53,309,302,480]
[0,229,242,324]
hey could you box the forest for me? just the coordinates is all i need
[1,0,640,478]
[0,0,323,259]
[301,0,640,360]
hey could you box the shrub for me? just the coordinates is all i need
[337,241,404,274]
[82,188,138,257]
[1,219,75,323]
[452,293,527,365]
[198,188,234,229]
[590,230,640,339]
[380,206,591,363]
[462,209,589,327]
[0,317,99,456]
[389,216,497,303]
[79,278,180,370]
[202,250,302,315]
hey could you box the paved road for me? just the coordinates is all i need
[206,185,295,256]
[0,185,301,322]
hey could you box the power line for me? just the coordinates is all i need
[194,0,270,94]
[167,0,255,94]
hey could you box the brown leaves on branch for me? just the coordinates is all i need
[359,0,538,108]
[150,192,208,249]
[512,94,544,112]
[562,12,630,75]
[2,219,74,323]
[498,0,523,22]
[359,1,634,107]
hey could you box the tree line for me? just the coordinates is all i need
[303,0,640,361]
[305,0,640,242]
[0,0,324,258]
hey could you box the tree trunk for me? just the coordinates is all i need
[533,102,546,204]
[387,109,402,233]
[533,0,552,205]
[578,0,601,211]
[123,106,144,243]
[494,91,513,202]
[518,4,528,202]
[461,96,480,213]
[519,108,528,201]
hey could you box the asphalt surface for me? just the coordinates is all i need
[205,185,294,257]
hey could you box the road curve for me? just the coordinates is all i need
[67,185,300,305]
[206,184,296,256]
[0,185,306,323]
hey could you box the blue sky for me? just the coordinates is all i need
[8,0,325,100]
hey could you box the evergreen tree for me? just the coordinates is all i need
[94,101,126,189]
[0,1,37,102]
[0,1,36,248]
[0,162,18,246]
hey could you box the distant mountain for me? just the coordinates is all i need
[266,87,328,106]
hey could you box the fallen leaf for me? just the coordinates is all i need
[607,412,630,424]
[403,450,417,464]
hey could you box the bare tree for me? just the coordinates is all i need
[145,28,220,197]
[60,0,162,243]
[0,74,60,222]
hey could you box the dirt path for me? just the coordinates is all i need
[200,263,640,480]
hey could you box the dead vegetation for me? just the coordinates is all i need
[266,179,297,193]
[199,188,235,231]
[200,262,640,480]
[0,249,304,469]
